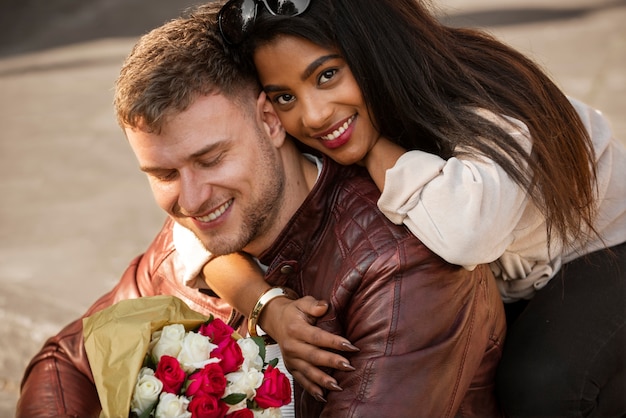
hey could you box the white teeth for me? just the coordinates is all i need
[321,115,355,141]
[195,199,232,222]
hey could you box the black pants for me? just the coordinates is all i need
[497,242,626,417]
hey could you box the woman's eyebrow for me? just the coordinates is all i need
[262,54,342,93]
[301,54,341,81]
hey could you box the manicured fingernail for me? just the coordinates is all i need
[340,361,356,371]
[328,382,343,391]
[341,342,360,352]
[314,393,327,403]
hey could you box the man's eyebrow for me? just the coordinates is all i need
[189,142,224,159]
[263,54,342,93]
[139,141,227,173]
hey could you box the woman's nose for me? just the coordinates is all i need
[300,94,332,130]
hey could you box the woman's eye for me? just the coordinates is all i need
[319,69,337,85]
[276,94,295,105]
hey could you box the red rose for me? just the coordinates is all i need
[254,365,292,409]
[226,409,254,418]
[187,363,227,398]
[211,337,244,374]
[154,355,186,394]
[188,394,229,418]
[198,318,235,346]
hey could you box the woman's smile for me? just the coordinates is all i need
[254,36,380,165]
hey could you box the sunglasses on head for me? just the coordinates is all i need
[218,0,311,45]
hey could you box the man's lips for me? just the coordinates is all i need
[194,199,233,223]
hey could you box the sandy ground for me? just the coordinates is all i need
[1,0,624,415]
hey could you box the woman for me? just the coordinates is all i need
[194,0,626,415]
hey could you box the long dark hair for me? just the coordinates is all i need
[237,0,598,248]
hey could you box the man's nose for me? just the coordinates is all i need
[177,172,209,215]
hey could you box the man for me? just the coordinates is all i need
[17,4,505,417]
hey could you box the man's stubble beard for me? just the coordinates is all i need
[201,134,286,257]
[205,181,285,256]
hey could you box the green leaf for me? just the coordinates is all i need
[223,393,247,405]
[268,358,278,368]
[193,314,215,332]
[143,354,157,370]
[251,336,266,362]
[137,400,158,418]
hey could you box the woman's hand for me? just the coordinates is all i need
[260,296,359,402]
[202,253,359,400]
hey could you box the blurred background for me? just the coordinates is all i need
[1,0,624,414]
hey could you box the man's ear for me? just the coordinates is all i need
[257,92,285,146]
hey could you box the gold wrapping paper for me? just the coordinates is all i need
[83,295,210,418]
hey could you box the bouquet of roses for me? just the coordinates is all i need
[83,296,291,418]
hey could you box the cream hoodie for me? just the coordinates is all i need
[378,98,626,301]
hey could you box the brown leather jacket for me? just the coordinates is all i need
[17,159,506,418]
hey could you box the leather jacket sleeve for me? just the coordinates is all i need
[301,245,506,418]
[15,218,234,417]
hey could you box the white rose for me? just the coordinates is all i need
[155,392,192,418]
[225,368,264,399]
[253,407,283,418]
[176,330,218,373]
[151,324,186,361]
[130,367,163,415]
[238,338,263,371]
